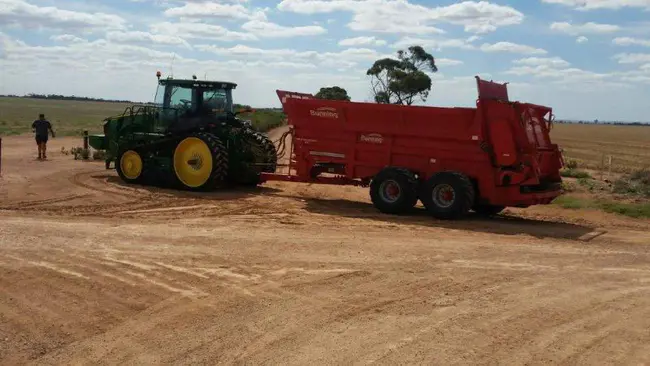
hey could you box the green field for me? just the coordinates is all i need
[0,97,286,136]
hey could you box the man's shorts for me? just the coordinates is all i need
[35,135,48,144]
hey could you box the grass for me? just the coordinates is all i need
[0,97,286,136]
[245,108,286,132]
[554,195,650,219]
[551,123,650,173]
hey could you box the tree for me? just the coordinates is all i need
[315,86,351,101]
[366,45,438,105]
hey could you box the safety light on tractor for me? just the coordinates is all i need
[156,71,161,79]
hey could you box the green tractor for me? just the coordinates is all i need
[88,72,277,190]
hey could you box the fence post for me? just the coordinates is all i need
[608,155,612,180]
[83,130,89,151]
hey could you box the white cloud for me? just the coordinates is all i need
[277,0,524,34]
[0,36,179,75]
[196,44,394,71]
[504,64,612,84]
[550,22,620,35]
[106,31,191,48]
[512,57,570,68]
[163,1,266,21]
[338,36,387,47]
[613,37,650,47]
[392,36,475,50]
[241,19,326,38]
[505,52,650,89]
[150,22,257,41]
[0,0,126,32]
[50,34,87,43]
[541,0,650,10]
[196,44,318,59]
[480,42,547,55]
[613,53,650,64]
[436,58,464,66]
[576,36,589,43]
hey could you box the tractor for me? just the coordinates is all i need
[87,72,278,190]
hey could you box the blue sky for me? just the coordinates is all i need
[1,0,649,122]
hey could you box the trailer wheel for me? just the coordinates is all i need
[421,171,475,220]
[473,204,505,216]
[116,149,144,184]
[370,168,418,215]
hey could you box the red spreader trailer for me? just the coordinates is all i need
[261,76,564,220]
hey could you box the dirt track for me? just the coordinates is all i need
[2,131,650,365]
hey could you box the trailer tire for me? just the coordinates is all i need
[472,204,505,216]
[370,168,418,215]
[420,171,475,220]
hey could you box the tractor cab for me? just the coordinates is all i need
[154,76,237,118]
[152,75,240,133]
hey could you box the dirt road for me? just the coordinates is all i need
[2,133,650,365]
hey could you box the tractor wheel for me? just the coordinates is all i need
[420,171,475,220]
[235,130,278,186]
[249,130,277,173]
[172,133,228,191]
[116,149,144,184]
[369,168,419,215]
[473,204,506,216]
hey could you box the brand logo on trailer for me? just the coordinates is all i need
[360,133,384,144]
[309,107,339,119]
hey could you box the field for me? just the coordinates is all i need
[551,123,650,173]
[2,99,650,363]
[0,97,285,136]
[2,131,650,364]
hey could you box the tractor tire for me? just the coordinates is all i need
[249,130,278,173]
[369,167,419,215]
[116,149,144,184]
[172,132,228,191]
[420,171,475,220]
[234,130,278,186]
[473,204,506,216]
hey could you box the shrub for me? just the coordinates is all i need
[565,159,579,170]
[560,169,592,179]
[577,177,595,191]
[612,168,650,197]
[71,147,90,160]
[92,150,107,160]
[561,181,577,193]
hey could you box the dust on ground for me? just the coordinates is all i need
[1,131,650,365]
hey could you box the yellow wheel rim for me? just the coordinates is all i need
[173,137,213,188]
[120,150,142,180]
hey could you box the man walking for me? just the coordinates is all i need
[32,113,55,160]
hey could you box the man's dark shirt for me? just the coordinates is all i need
[32,119,52,138]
